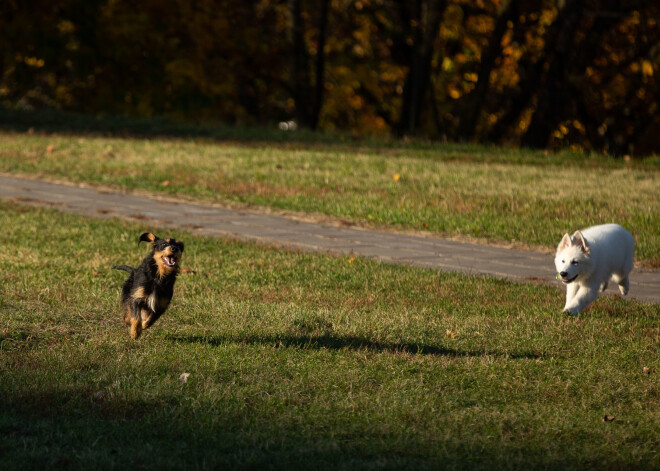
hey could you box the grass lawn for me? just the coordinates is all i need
[1,202,658,470]
[0,131,659,266]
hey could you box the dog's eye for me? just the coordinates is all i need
[571,260,578,265]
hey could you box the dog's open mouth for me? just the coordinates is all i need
[162,255,177,267]
[559,274,578,283]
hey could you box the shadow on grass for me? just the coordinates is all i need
[166,333,542,360]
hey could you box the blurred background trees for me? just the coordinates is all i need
[1,0,658,155]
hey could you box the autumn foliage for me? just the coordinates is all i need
[1,0,658,155]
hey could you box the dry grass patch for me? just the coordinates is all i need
[2,132,658,264]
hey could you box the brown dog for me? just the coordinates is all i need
[113,232,184,339]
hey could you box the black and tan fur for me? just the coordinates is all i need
[113,232,184,339]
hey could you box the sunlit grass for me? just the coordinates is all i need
[1,202,658,470]
[1,131,659,266]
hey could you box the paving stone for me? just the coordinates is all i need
[1,174,658,304]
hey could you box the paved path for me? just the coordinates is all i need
[1,174,658,304]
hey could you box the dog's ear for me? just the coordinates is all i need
[572,230,590,254]
[138,232,158,246]
[558,233,572,251]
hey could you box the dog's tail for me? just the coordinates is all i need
[112,265,134,274]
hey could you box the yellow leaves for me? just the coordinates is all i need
[442,5,464,40]
[464,72,478,83]
[57,20,75,34]
[641,60,654,77]
[572,120,586,135]
[347,94,365,110]
[448,86,462,100]
[454,53,469,65]
[553,120,587,140]
[23,56,45,68]
[392,173,401,182]
[446,328,458,339]
[352,44,366,57]
[55,85,74,106]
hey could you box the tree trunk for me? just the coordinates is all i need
[395,0,446,137]
[289,0,312,128]
[457,0,518,141]
[288,0,329,130]
[521,0,583,149]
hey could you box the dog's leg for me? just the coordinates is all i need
[143,313,163,330]
[618,276,629,295]
[564,283,579,311]
[128,299,143,339]
[140,308,156,330]
[564,284,599,315]
[123,304,132,326]
[612,272,630,296]
[142,297,169,329]
[130,318,142,339]
[599,281,608,293]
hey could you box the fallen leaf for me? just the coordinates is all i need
[393,173,401,182]
[179,373,190,383]
[642,367,651,375]
[161,180,171,187]
[91,270,104,276]
[446,329,458,339]
[46,144,55,153]
[602,415,615,422]
[180,268,196,274]
[92,391,105,402]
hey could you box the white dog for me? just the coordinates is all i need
[554,224,634,315]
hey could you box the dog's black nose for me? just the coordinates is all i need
[560,271,567,277]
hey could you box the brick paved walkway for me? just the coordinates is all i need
[1,174,658,304]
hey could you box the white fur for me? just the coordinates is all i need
[554,224,634,315]
[147,291,158,313]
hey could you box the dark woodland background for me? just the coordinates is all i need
[2,0,659,155]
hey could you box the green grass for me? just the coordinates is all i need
[1,202,658,470]
[1,131,659,266]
